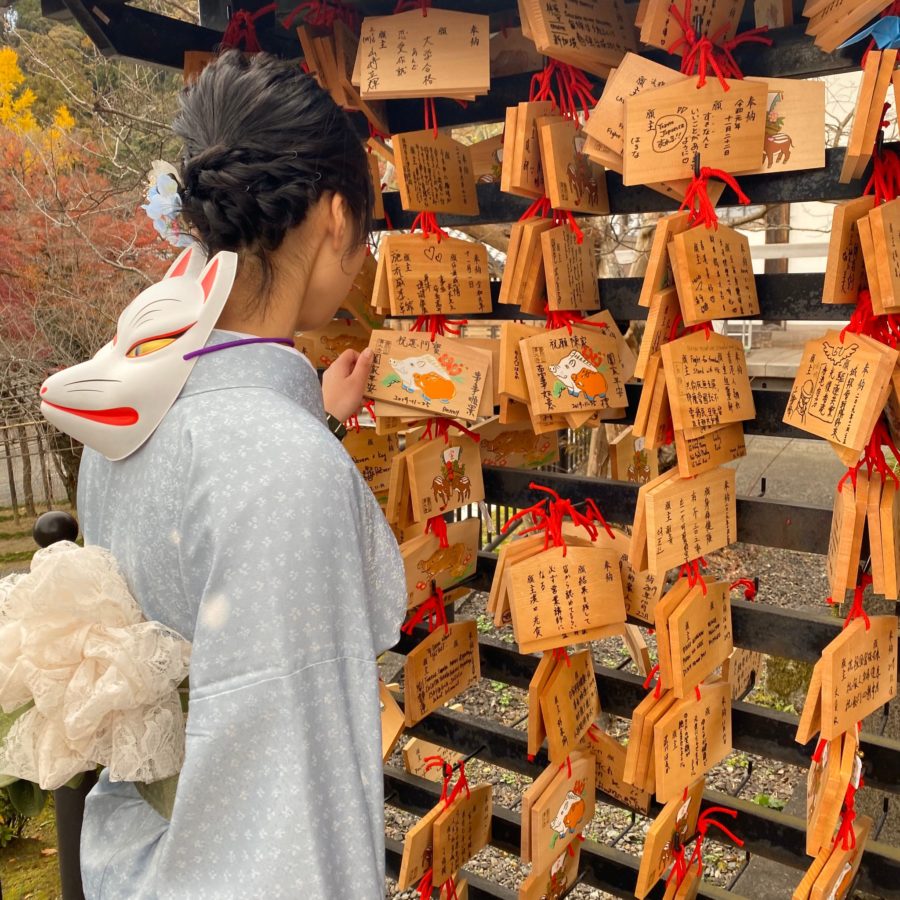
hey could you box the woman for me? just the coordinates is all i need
[72,51,406,898]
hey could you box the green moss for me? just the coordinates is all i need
[0,798,61,899]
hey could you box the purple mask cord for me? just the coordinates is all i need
[183,337,296,360]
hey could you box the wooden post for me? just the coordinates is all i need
[17,424,36,517]
[35,426,54,512]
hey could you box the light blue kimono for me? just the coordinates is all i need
[76,330,406,899]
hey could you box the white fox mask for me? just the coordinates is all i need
[40,246,237,461]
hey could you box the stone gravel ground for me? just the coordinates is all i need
[381,535,831,899]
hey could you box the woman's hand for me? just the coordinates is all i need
[322,348,374,422]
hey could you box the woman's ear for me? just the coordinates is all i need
[330,192,349,253]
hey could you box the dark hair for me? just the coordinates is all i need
[173,50,372,300]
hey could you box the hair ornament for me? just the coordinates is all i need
[143,160,194,249]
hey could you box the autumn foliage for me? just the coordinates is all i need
[0,46,167,371]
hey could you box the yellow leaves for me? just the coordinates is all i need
[53,106,75,131]
[0,47,38,134]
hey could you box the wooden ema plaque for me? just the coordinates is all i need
[397,799,444,889]
[639,211,693,308]
[380,233,490,316]
[401,518,480,610]
[644,466,737,577]
[610,428,660,484]
[722,646,763,700]
[667,580,734,699]
[366,330,491,422]
[825,473,868,604]
[744,77,826,175]
[640,0,741,53]
[537,118,610,214]
[541,225,601,311]
[487,533,546,628]
[294,320,369,369]
[403,620,480,727]
[342,428,397,504]
[380,681,405,762]
[499,217,556,314]
[823,197,875,304]
[796,658,823,746]
[632,689,679,794]
[584,52,687,158]
[792,843,832,900]
[507,544,627,652]
[529,750,596,875]
[783,330,898,454]
[593,525,664,624]
[476,418,559,470]
[881,477,900,600]
[820,615,898,740]
[520,0,637,76]
[505,101,557,199]
[661,332,755,434]
[354,10,489,100]
[539,649,600,762]
[669,223,760,324]
[527,651,556,758]
[869,196,900,314]
[403,736,463,780]
[431,783,493,886]
[869,472,886,595]
[521,753,561,862]
[587,727,652,814]
[340,251,382,332]
[809,815,873,900]
[654,579,692,692]
[623,79,767,186]
[518,843,581,900]
[664,866,700,900]
[393,130,479,216]
[634,778,705,899]
[654,681,732,802]
[807,728,858,856]
[675,422,747,478]
[520,324,629,416]
[406,436,485,522]
[636,286,680,380]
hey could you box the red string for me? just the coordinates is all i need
[281,0,358,29]
[420,418,482,444]
[345,413,360,432]
[543,304,610,335]
[529,60,597,119]
[689,807,743,874]
[841,574,873,630]
[669,1,771,87]
[559,755,573,779]
[680,167,750,229]
[835,783,859,850]
[394,0,429,13]
[679,557,708,595]
[424,97,438,138]
[500,483,614,554]
[410,314,467,341]
[730,578,757,601]
[519,196,552,221]
[664,841,689,888]
[403,587,448,635]
[811,738,828,764]
[425,514,450,548]
[409,212,449,243]
[221,2,275,52]
[643,662,663,699]
[415,869,434,900]
[363,400,376,423]
[552,646,572,667]
[553,208,584,244]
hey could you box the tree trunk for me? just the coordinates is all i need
[17,425,36,518]
[35,426,54,511]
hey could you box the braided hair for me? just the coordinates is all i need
[173,50,372,304]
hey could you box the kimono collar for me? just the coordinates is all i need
[178,329,324,419]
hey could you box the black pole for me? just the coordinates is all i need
[33,511,88,900]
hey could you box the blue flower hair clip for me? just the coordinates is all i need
[143,160,194,249]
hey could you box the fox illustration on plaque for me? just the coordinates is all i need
[549,349,608,403]
[549,780,587,846]
[387,354,459,403]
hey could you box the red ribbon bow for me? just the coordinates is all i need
[689,807,744,874]
[679,557,708,594]
[679,166,750,230]
[221,3,275,52]
[403,588,448,635]
[425,514,450,548]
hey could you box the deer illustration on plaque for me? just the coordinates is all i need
[762,90,792,168]
[550,349,608,403]
[431,446,471,510]
[386,354,459,404]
